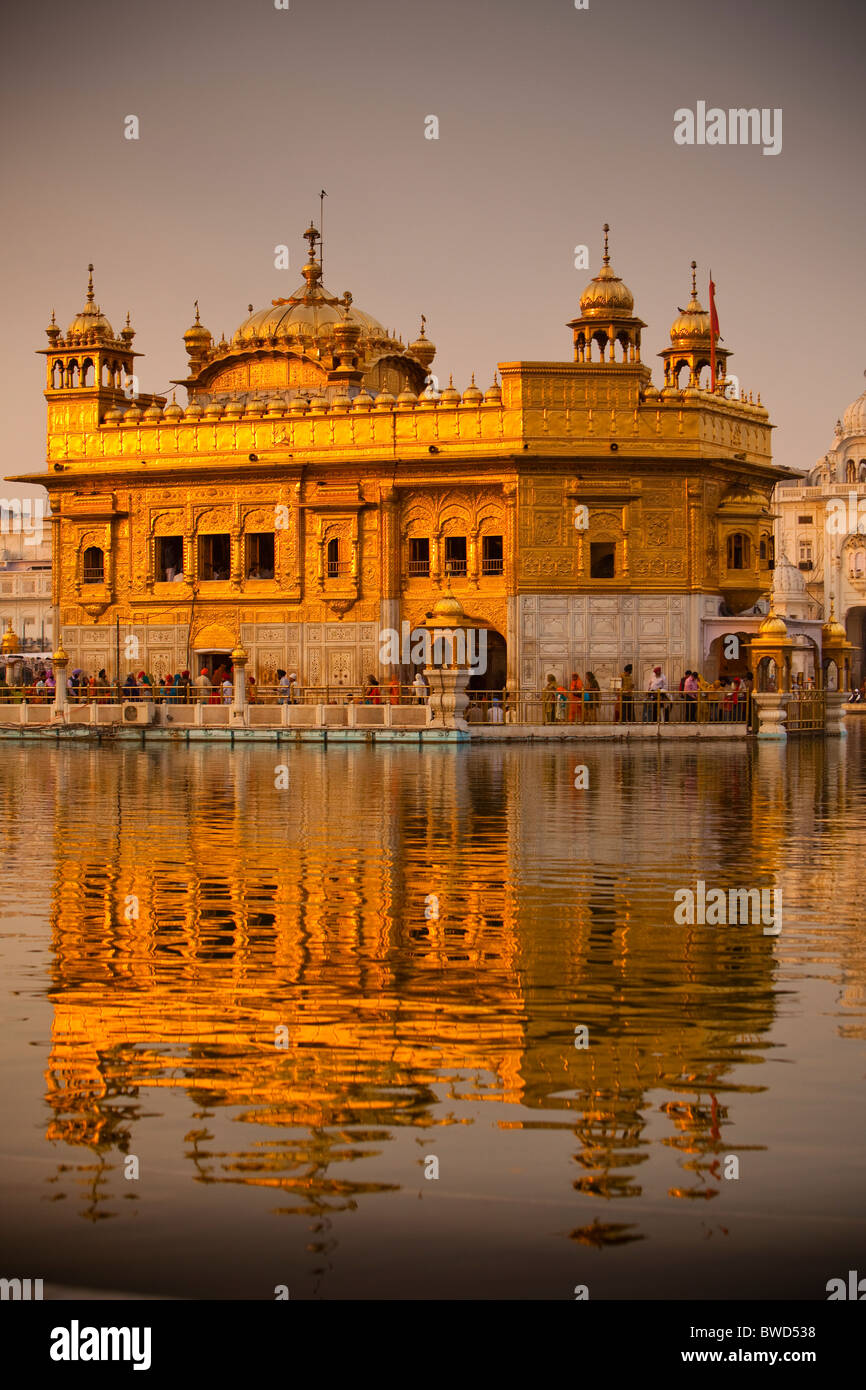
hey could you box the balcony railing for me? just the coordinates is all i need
[481,557,504,575]
[407,559,430,576]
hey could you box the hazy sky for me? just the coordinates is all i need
[2,0,864,499]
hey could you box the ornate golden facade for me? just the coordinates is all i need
[12,228,792,687]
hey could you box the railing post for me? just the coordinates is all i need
[52,645,69,723]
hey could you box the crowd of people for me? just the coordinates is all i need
[538,666,756,724]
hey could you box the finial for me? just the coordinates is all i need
[248,303,253,314]
[50,310,56,326]
[690,260,697,298]
[125,311,131,328]
[304,222,319,260]
[602,224,610,267]
[420,313,427,337]
[449,373,454,388]
[86,264,94,303]
[471,372,476,386]
[194,299,200,324]
[171,389,176,404]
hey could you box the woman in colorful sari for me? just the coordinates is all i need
[568,672,584,723]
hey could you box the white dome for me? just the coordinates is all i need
[841,374,866,437]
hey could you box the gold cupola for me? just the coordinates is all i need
[66,265,114,342]
[1,619,21,655]
[567,224,647,366]
[408,315,436,371]
[183,302,212,371]
[659,261,732,392]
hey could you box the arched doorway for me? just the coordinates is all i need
[468,628,507,694]
[845,606,866,689]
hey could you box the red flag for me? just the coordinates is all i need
[709,273,720,392]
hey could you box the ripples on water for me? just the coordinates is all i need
[0,731,864,1297]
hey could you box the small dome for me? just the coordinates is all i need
[430,592,465,622]
[374,390,396,409]
[164,395,184,420]
[123,402,142,422]
[184,303,212,349]
[408,317,436,369]
[143,402,164,421]
[264,397,286,415]
[223,398,244,418]
[331,392,352,411]
[396,389,418,408]
[243,396,265,416]
[484,377,501,404]
[204,400,224,418]
[758,608,788,638]
[440,376,460,405]
[307,394,329,413]
[1,619,21,654]
[841,374,866,436]
[67,265,114,339]
[351,390,374,409]
[461,375,483,404]
[822,600,848,643]
[288,396,308,414]
[104,405,125,423]
[580,265,634,317]
[184,401,204,419]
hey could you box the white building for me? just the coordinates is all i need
[0,517,53,653]
[774,374,866,688]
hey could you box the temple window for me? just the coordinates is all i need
[81,359,95,387]
[759,533,775,569]
[444,536,467,576]
[726,533,750,570]
[798,540,813,569]
[590,541,615,578]
[82,547,104,584]
[326,537,349,577]
[156,536,184,582]
[847,461,856,483]
[199,534,231,581]
[246,533,275,579]
[482,534,504,575]
[408,537,430,576]
[51,360,63,389]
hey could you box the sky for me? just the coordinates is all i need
[1,0,864,499]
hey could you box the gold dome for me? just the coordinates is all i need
[578,226,634,318]
[232,227,388,351]
[408,315,436,370]
[67,265,114,339]
[758,607,789,638]
[670,262,712,342]
[1,619,20,654]
[184,302,212,349]
[821,599,847,643]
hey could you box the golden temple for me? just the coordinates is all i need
[11,226,792,688]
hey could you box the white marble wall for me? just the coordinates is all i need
[518,592,708,688]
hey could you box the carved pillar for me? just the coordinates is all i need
[503,483,518,690]
[469,529,480,586]
[431,531,442,584]
[230,528,243,590]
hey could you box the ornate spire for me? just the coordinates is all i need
[690,259,697,298]
[86,263,95,304]
[602,223,610,267]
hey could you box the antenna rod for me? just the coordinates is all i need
[320,189,327,276]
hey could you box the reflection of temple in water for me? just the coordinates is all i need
[39,738,839,1227]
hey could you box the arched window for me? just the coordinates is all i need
[860,461,866,482]
[326,537,341,577]
[67,360,78,388]
[51,360,63,389]
[82,547,104,583]
[759,532,775,568]
[726,533,750,570]
[847,460,856,483]
[81,358,95,387]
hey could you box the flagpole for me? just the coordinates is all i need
[709,270,718,395]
